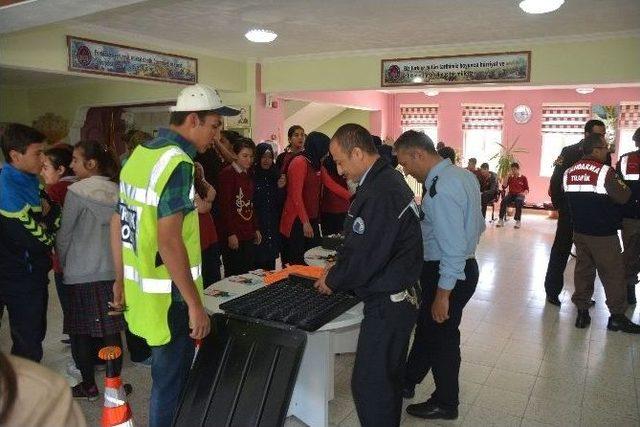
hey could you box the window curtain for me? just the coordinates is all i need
[461,104,504,130]
[400,105,438,127]
[541,104,590,135]
[619,102,640,129]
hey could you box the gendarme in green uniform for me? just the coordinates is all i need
[118,129,203,346]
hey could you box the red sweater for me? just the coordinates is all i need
[280,157,352,237]
[217,164,257,242]
[505,175,529,195]
[198,212,218,249]
[47,178,75,274]
[321,166,351,214]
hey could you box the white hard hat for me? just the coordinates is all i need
[170,84,240,116]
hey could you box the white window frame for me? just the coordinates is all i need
[539,132,582,177]
[619,128,638,158]
[462,128,502,171]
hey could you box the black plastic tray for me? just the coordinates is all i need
[173,314,307,427]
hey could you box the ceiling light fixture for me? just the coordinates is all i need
[245,29,278,43]
[519,0,564,14]
[412,77,424,83]
[576,87,595,94]
[424,89,439,97]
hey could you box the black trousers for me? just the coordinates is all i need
[71,333,122,385]
[405,260,478,411]
[353,294,417,427]
[499,193,525,221]
[544,209,573,298]
[221,239,255,277]
[320,212,346,236]
[0,279,48,362]
[125,327,151,363]
[281,219,320,266]
[201,243,222,286]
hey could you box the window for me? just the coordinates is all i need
[539,133,582,177]
[539,103,591,177]
[618,102,640,157]
[401,125,437,143]
[461,104,504,170]
[399,105,438,200]
[462,129,502,170]
[400,104,438,142]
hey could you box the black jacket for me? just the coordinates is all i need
[326,158,423,299]
[550,138,612,211]
[564,157,629,236]
[616,150,640,219]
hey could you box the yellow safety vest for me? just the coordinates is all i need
[118,143,202,346]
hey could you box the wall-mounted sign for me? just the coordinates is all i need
[381,51,530,87]
[224,105,251,129]
[67,36,198,84]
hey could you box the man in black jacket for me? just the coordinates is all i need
[544,119,606,306]
[315,123,422,427]
[0,124,59,362]
[617,127,640,304]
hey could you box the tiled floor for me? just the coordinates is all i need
[2,212,640,426]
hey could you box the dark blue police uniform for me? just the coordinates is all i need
[326,157,422,427]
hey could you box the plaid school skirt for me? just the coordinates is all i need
[63,281,125,337]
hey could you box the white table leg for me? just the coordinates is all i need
[331,324,360,354]
[288,331,331,427]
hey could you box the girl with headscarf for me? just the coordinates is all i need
[279,131,345,265]
[253,143,286,270]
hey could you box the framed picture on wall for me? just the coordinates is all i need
[224,106,251,129]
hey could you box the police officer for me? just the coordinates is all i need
[564,133,640,333]
[617,127,640,304]
[314,123,422,427]
[544,119,607,306]
[394,130,485,421]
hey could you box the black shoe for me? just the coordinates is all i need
[406,401,458,420]
[575,309,591,329]
[607,314,640,334]
[124,383,133,396]
[546,295,561,306]
[402,384,415,399]
[628,285,637,305]
[71,382,99,402]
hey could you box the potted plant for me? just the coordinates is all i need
[489,136,527,182]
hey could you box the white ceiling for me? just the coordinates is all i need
[74,0,640,59]
[4,0,639,60]
[0,0,149,34]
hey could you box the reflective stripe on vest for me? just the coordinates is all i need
[124,264,202,294]
[620,154,640,181]
[563,161,609,195]
[120,182,160,206]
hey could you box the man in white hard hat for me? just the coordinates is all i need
[110,84,239,427]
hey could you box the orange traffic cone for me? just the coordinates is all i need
[98,346,134,427]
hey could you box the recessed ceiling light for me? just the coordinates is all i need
[424,89,439,97]
[245,29,278,43]
[576,87,595,94]
[519,0,564,14]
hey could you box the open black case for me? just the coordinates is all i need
[173,314,307,427]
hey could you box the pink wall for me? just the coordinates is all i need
[392,87,640,204]
[253,83,640,204]
[254,89,390,146]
